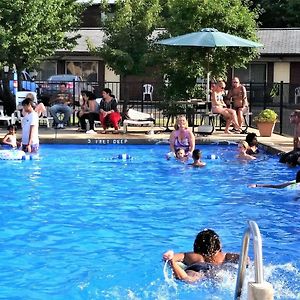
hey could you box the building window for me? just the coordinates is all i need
[66,61,98,82]
[234,63,266,83]
[37,61,57,80]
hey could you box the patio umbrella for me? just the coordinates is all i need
[156,28,263,100]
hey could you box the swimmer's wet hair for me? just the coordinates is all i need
[193,229,221,257]
[192,149,202,160]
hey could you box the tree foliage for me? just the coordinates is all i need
[154,0,260,116]
[250,0,300,27]
[0,0,85,71]
[91,0,161,76]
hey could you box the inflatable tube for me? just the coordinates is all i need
[116,154,132,160]
[206,154,219,160]
[0,150,27,160]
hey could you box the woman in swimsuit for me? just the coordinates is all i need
[169,115,195,158]
[163,229,240,283]
[211,81,242,134]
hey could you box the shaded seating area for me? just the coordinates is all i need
[123,109,155,133]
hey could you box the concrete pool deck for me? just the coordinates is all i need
[0,125,293,155]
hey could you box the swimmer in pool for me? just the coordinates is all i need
[249,170,300,189]
[175,148,189,163]
[189,149,206,167]
[162,229,240,283]
[237,141,256,160]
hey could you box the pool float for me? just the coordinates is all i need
[0,150,35,160]
[206,154,219,160]
[116,154,132,160]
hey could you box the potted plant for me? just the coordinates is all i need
[254,109,278,137]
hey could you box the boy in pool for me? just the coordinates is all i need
[2,125,19,149]
[162,229,240,283]
[189,149,206,167]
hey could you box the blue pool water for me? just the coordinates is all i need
[0,144,299,300]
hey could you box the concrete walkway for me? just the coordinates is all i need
[1,125,293,154]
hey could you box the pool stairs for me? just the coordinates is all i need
[234,220,274,300]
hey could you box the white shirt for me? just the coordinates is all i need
[21,111,39,145]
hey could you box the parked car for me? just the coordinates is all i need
[40,74,93,106]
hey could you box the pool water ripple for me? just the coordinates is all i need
[0,144,299,299]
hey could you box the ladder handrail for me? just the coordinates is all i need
[234,220,264,299]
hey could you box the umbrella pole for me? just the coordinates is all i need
[206,50,211,103]
[206,71,210,102]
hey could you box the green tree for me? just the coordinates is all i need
[0,0,85,113]
[154,0,260,122]
[90,0,161,113]
[250,0,300,27]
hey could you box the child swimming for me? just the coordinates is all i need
[189,149,206,167]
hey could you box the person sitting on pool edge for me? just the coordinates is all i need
[248,170,300,189]
[162,229,240,283]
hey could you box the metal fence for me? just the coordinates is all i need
[34,79,300,135]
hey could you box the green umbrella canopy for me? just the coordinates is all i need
[156,28,263,48]
[156,28,263,101]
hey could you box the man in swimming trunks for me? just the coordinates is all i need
[162,229,240,283]
[227,77,248,128]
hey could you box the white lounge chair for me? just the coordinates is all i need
[123,109,155,133]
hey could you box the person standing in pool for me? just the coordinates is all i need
[21,98,39,153]
[169,115,195,157]
[162,229,240,283]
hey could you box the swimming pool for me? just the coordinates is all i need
[0,144,299,299]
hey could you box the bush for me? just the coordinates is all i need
[254,109,278,123]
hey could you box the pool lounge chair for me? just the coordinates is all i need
[123,109,155,133]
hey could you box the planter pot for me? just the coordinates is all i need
[257,122,275,137]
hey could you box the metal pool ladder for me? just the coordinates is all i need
[234,220,274,300]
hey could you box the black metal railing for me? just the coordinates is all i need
[32,79,300,135]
